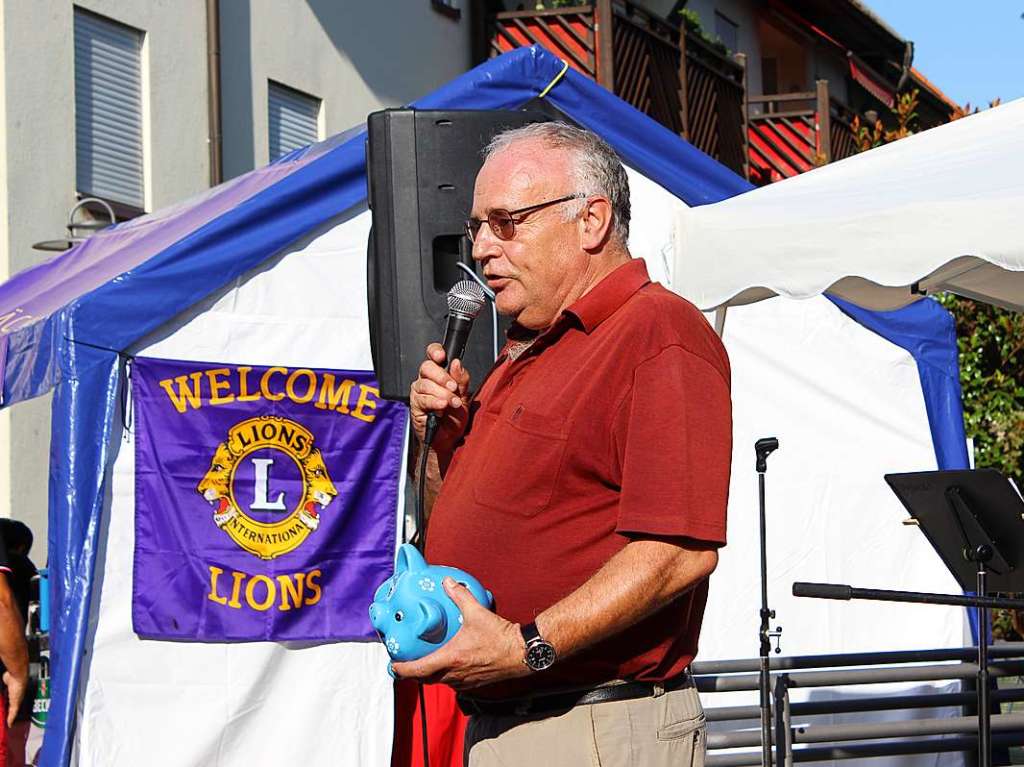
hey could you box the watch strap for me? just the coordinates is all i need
[521,622,542,646]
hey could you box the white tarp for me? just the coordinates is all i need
[72,165,968,766]
[672,98,1024,312]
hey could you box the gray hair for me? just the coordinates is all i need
[483,122,631,245]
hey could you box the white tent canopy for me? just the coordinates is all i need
[672,98,1024,312]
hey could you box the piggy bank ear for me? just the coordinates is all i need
[396,543,428,574]
[417,599,448,645]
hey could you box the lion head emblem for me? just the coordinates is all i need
[298,448,338,532]
[197,442,242,528]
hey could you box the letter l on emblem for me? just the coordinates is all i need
[250,458,286,511]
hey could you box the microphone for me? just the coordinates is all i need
[424,280,486,447]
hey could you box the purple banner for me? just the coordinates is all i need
[131,357,404,642]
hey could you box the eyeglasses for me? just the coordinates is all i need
[464,193,585,243]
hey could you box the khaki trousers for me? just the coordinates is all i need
[463,680,706,767]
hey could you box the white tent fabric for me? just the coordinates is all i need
[703,295,967,767]
[71,169,683,766]
[672,98,1024,312]
[73,162,970,765]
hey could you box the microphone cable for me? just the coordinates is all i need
[454,261,498,362]
[408,277,486,765]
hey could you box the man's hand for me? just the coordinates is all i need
[409,344,471,455]
[391,578,529,690]
[3,668,27,727]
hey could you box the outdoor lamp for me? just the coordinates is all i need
[32,197,116,252]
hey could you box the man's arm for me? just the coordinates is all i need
[534,536,717,661]
[390,535,718,689]
[0,574,29,726]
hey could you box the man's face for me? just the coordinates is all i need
[470,140,587,329]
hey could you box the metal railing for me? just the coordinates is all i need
[692,643,1024,765]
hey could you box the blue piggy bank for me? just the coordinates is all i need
[369,544,492,664]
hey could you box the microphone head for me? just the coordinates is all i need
[447,280,487,319]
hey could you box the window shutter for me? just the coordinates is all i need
[74,10,145,209]
[268,82,321,161]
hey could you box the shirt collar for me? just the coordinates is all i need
[564,258,651,334]
[500,259,651,354]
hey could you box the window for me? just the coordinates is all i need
[268,82,321,162]
[73,8,145,210]
[714,11,739,55]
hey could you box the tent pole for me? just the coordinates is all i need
[714,305,728,336]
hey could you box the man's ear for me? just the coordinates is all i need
[579,196,614,251]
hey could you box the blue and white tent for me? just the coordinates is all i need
[0,46,969,766]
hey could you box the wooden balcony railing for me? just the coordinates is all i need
[489,6,598,78]
[488,4,860,184]
[487,0,747,177]
[747,80,861,185]
[680,31,746,178]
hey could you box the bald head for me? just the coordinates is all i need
[468,124,631,330]
[484,122,631,246]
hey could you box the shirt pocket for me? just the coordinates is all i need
[471,403,568,518]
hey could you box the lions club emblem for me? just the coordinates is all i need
[196,416,338,560]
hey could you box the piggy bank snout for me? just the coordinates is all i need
[368,602,386,628]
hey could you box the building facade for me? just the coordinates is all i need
[0,0,475,548]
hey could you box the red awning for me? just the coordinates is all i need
[849,55,895,108]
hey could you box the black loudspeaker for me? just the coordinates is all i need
[366,108,551,402]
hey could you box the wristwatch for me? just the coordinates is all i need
[521,622,557,672]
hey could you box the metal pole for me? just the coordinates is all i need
[759,468,772,766]
[205,0,222,186]
[773,674,790,767]
[978,562,991,767]
[754,437,779,766]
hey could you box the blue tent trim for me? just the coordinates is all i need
[17,46,967,765]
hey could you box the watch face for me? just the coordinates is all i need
[526,641,556,671]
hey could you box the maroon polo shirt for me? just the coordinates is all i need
[425,258,732,698]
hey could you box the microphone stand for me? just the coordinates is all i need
[755,437,780,767]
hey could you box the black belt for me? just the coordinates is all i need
[457,669,692,718]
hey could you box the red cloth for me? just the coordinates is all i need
[0,693,8,766]
[392,681,465,767]
[426,259,732,699]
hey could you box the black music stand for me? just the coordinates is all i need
[794,470,1024,767]
[885,469,1024,767]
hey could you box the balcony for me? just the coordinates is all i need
[748,82,862,185]
[486,1,864,184]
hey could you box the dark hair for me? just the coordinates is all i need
[0,519,33,555]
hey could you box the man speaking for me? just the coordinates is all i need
[397,122,732,766]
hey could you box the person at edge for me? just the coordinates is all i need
[398,122,732,767]
[0,520,36,767]
[0,526,30,766]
